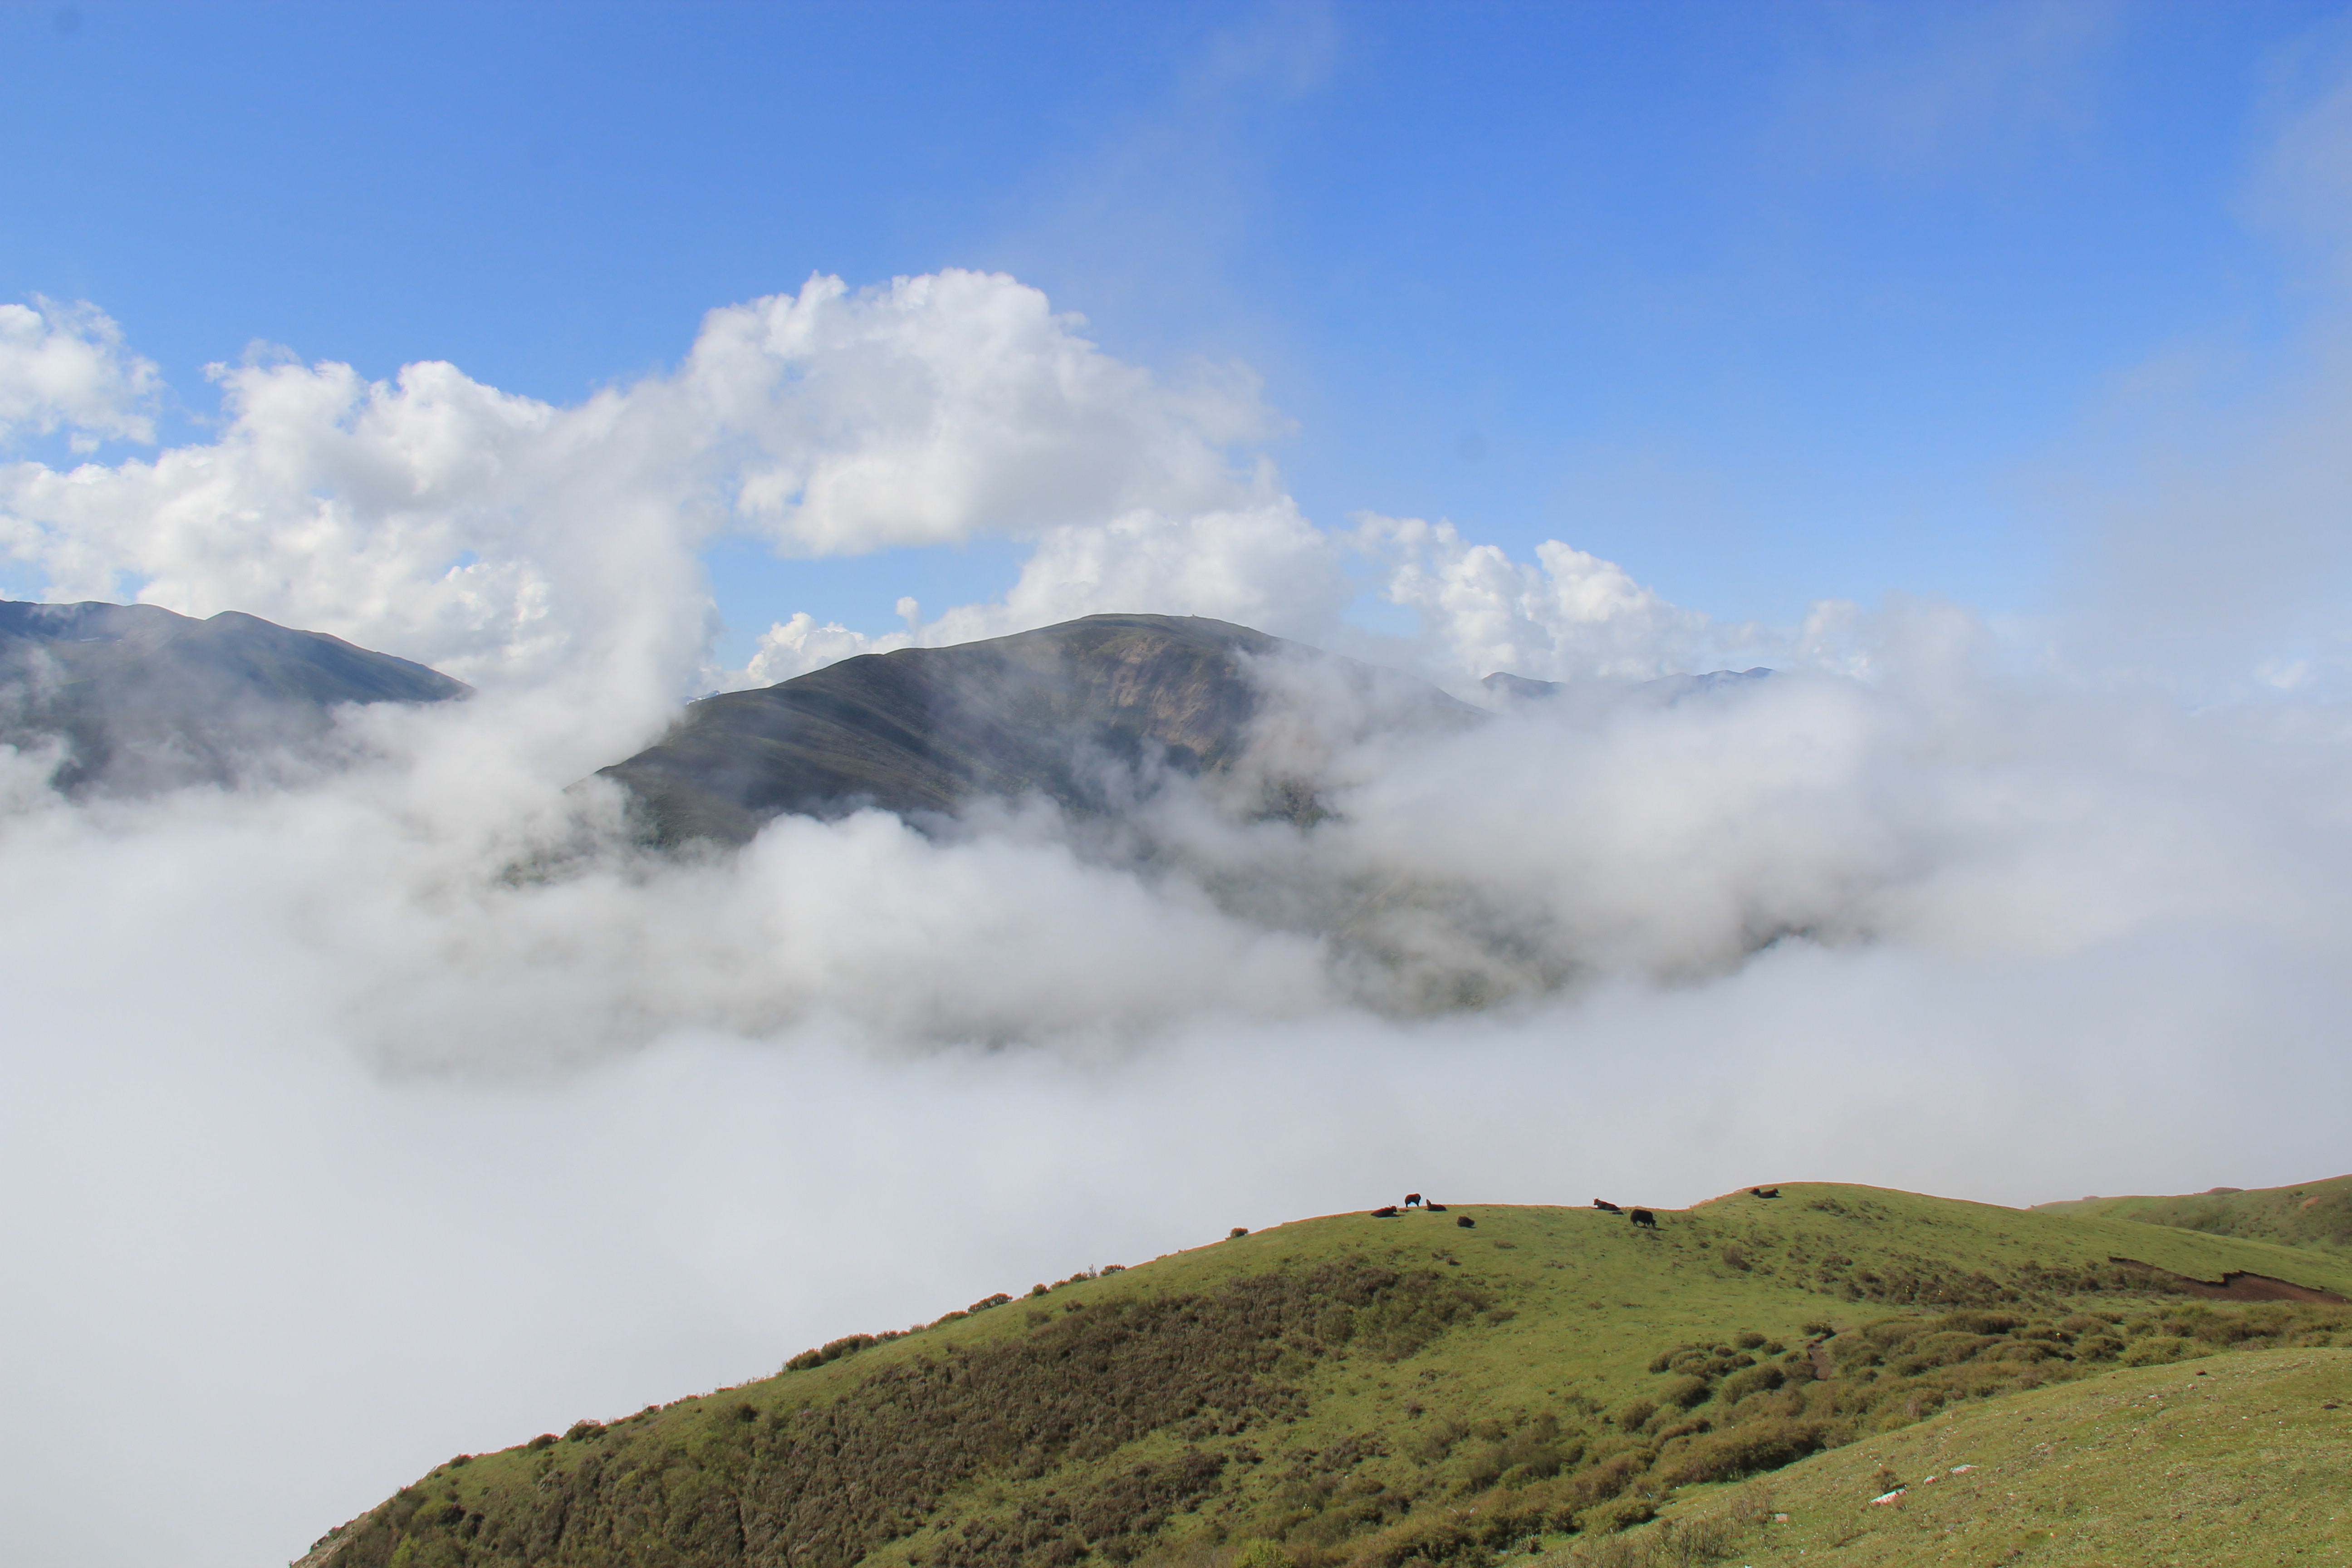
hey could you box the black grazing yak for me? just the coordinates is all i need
[1370,1205,1399,1218]
[1751,1187,1780,1199]
[1456,1215,1475,1228]
[1425,1202,1448,1212]
[1592,1199,1622,1213]
[1630,1209,1657,1228]
[1404,1193,1422,1207]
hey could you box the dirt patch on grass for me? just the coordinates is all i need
[2108,1256,2347,1304]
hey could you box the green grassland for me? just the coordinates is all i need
[1551,1346,2352,1567]
[301,1184,2352,1568]
[2033,1174,2352,1261]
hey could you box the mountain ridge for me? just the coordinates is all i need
[599,613,1477,845]
[0,597,468,792]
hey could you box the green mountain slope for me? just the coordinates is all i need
[0,598,467,792]
[298,1185,2352,1568]
[597,613,1474,844]
[2032,1173,2352,1261]
[1564,1346,2352,1567]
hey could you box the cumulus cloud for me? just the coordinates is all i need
[693,270,1282,553]
[3,267,1755,710]
[6,274,2352,1568]
[1357,513,1762,684]
[0,297,162,450]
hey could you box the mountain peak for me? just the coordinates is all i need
[601,613,1470,844]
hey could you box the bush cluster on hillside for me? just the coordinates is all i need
[1123,1302,2351,1568]
[321,1259,1492,1568]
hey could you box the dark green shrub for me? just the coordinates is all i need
[1719,1362,1784,1401]
[1613,1398,1656,1432]
[564,1420,604,1442]
[1658,1374,1712,1410]
[969,1293,1013,1313]
[525,1433,556,1450]
[1733,1330,1765,1349]
[1578,1496,1656,1533]
[1655,1418,1830,1486]
[786,1332,884,1374]
[1565,1452,1649,1510]
[1410,1417,1469,1463]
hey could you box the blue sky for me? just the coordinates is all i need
[6,0,2349,657]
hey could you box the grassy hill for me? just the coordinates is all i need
[1555,1346,2352,1567]
[2033,1173,2352,1261]
[299,1185,2352,1568]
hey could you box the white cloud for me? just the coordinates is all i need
[739,611,911,686]
[688,270,1281,554]
[1358,512,1745,683]
[0,297,162,450]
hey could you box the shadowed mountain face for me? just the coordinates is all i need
[0,599,469,793]
[600,614,1473,845]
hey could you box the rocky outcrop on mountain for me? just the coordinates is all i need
[599,613,1477,845]
[0,598,468,793]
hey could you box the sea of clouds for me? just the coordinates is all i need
[5,274,2352,1568]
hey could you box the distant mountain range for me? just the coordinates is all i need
[0,599,1775,826]
[598,613,1480,846]
[1483,666,1773,706]
[0,598,468,792]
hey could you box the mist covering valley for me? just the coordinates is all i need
[5,274,2352,1568]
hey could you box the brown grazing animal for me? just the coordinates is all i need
[1751,1187,1780,1199]
[1404,1193,1422,1207]
[1370,1205,1399,1218]
[1592,1199,1622,1212]
[1425,1202,1448,1212]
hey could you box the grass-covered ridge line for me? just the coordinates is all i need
[2033,1171,2352,1260]
[299,1184,2352,1568]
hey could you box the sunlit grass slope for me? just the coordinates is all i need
[1558,1346,2352,1567]
[2034,1173,2352,1260]
[302,1185,2352,1568]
